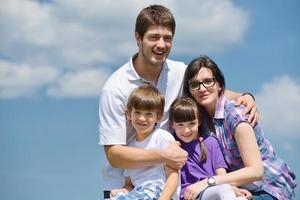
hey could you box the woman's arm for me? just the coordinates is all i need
[158,165,179,200]
[214,122,263,186]
[188,122,263,193]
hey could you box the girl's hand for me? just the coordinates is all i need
[184,179,207,200]
[231,186,253,200]
[110,188,129,198]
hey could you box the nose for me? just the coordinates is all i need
[138,114,146,121]
[198,83,206,92]
[183,127,191,135]
[156,37,166,49]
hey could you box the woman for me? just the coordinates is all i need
[182,55,296,200]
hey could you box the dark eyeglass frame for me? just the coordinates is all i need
[188,78,216,91]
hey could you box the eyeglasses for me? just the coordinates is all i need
[189,78,216,91]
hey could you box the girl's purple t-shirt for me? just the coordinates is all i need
[176,135,227,199]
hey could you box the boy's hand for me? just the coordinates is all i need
[164,141,188,170]
[110,188,129,198]
[231,186,252,200]
[235,94,259,126]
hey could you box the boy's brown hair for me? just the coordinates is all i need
[127,84,165,116]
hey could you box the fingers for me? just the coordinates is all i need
[235,97,243,106]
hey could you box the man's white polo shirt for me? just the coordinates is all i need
[99,55,186,190]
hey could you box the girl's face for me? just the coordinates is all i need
[189,67,221,111]
[172,119,199,143]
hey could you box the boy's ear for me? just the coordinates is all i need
[125,109,131,121]
[156,112,163,122]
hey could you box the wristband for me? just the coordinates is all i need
[242,92,255,101]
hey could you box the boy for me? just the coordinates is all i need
[110,84,179,200]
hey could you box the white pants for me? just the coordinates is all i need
[200,184,247,200]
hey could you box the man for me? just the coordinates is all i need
[99,5,257,199]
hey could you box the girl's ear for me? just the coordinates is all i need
[125,109,131,121]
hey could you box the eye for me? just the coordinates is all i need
[189,82,200,90]
[146,112,154,116]
[163,36,172,42]
[203,78,215,87]
[148,35,159,41]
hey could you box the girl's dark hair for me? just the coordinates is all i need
[169,97,207,160]
[183,55,226,98]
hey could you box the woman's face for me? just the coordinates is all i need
[188,67,221,109]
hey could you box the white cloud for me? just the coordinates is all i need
[47,69,110,98]
[173,0,249,53]
[256,75,300,136]
[0,0,249,98]
[0,60,59,98]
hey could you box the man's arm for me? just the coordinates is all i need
[224,89,258,126]
[105,142,187,169]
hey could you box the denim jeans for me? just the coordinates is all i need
[252,191,277,200]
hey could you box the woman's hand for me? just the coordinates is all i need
[184,179,208,200]
[231,186,253,200]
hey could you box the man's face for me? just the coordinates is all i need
[136,25,173,67]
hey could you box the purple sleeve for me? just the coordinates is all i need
[205,136,228,171]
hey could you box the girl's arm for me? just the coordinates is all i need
[158,165,179,200]
[216,168,227,175]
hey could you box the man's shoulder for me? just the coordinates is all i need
[166,59,187,70]
[102,62,130,90]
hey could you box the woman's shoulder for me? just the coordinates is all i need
[223,97,249,122]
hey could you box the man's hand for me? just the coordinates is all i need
[163,141,187,170]
[231,186,253,200]
[235,94,259,126]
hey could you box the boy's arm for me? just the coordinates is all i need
[158,165,179,200]
[105,142,187,169]
[224,89,258,126]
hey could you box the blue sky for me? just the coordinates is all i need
[0,0,299,199]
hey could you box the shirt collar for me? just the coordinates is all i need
[126,53,169,83]
[214,94,226,119]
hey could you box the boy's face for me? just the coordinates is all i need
[136,25,173,67]
[127,108,161,140]
[172,119,199,143]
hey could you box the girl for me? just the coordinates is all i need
[183,55,296,200]
[169,97,250,200]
